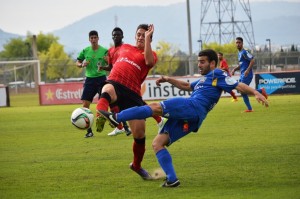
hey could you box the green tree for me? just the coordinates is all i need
[153,41,180,75]
[39,43,79,81]
[0,37,31,59]
[204,41,237,54]
[204,41,238,66]
[34,32,59,53]
[0,32,60,59]
[291,44,296,52]
[0,32,77,82]
[0,37,33,83]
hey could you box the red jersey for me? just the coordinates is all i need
[107,45,122,65]
[219,58,230,75]
[108,44,157,95]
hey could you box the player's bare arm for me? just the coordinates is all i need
[245,59,255,77]
[98,55,112,71]
[156,76,192,91]
[76,60,83,68]
[144,24,155,66]
[231,65,240,75]
[76,60,89,68]
[235,82,269,107]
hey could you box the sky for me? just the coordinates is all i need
[1,0,299,35]
[0,0,184,35]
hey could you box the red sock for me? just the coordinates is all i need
[132,138,146,170]
[96,98,109,112]
[96,92,111,113]
[110,104,119,113]
[115,124,123,130]
[152,115,162,124]
[230,91,237,99]
[110,105,123,129]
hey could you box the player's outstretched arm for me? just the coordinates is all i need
[156,76,192,91]
[235,83,269,107]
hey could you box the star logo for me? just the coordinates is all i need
[45,89,54,100]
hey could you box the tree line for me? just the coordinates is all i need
[1,32,298,82]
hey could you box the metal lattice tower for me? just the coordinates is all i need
[199,0,256,50]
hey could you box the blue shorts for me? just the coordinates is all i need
[81,76,106,102]
[159,97,201,146]
[160,118,199,146]
[160,97,201,120]
[240,75,253,85]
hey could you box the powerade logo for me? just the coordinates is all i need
[258,74,296,94]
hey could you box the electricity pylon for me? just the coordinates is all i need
[199,0,256,50]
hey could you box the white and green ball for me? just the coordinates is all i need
[71,107,94,130]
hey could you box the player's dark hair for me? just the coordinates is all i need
[112,27,123,35]
[236,37,243,42]
[136,24,153,39]
[218,52,223,56]
[89,30,98,37]
[198,49,218,66]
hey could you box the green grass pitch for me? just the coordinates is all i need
[0,93,299,199]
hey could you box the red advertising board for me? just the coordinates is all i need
[39,82,98,105]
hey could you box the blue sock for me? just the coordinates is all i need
[116,105,153,122]
[156,148,177,182]
[242,93,252,110]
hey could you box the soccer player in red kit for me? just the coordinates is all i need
[218,52,238,102]
[99,27,164,136]
[96,24,157,180]
[98,27,132,135]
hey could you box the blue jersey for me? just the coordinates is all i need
[160,68,238,134]
[238,49,254,83]
[190,68,238,115]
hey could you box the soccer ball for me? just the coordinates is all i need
[71,107,94,130]
[151,168,166,180]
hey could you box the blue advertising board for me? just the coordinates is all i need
[255,71,300,94]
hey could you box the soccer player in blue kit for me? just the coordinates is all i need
[99,49,269,187]
[231,37,268,112]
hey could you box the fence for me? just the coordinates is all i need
[189,51,300,75]
[1,51,299,94]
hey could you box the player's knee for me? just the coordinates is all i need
[149,102,162,115]
[100,92,111,102]
[101,84,117,101]
[132,133,145,140]
[152,140,160,153]
[152,139,164,153]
